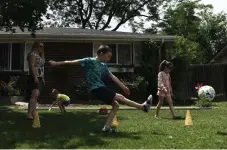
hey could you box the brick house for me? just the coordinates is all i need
[0,28,176,104]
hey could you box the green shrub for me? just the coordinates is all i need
[120,75,149,101]
[195,98,212,107]
[74,79,90,100]
[73,75,149,102]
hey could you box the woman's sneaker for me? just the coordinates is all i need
[142,95,153,112]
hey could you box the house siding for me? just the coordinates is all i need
[5,41,140,104]
[39,42,93,104]
[1,39,176,105]
[133,41,142,66]
[214,55,227,63]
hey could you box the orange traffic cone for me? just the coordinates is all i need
[185,110,193,126]
[111,115,119,129]
[32,111,41,128]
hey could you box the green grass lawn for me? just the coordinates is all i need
[0,102,227,149]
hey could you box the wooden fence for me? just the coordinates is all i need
[172,64,226,104]
[1,63,227,105]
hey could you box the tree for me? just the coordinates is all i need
[158,0,212,40]
[44,0,171,31]
[197,10,227,61]
[148,0,227,63]
[0,0,49,33]
[155,0,211,63]
[171,37,203,64]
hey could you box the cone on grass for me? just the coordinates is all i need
[185,110,193,126]
[111,115,119,128]
[32,111,41,128]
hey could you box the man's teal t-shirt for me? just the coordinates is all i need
[79,57,111,91]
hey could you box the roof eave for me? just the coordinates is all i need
[0,34,177,42]
[209,45,227,63]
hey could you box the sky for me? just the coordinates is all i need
[114,0,227,32]
[201,0,227,13]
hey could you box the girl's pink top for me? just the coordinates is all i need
[157,71,172,97]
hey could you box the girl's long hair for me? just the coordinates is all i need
[159,60,173,72]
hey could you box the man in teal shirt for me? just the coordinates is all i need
[49,45,153,133]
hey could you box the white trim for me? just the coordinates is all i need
[0,70,24,72]
[4,43,11,71]
[109,67,134,73]
[24,42,27,71]
[131,43,133,65]
[116,44,119,64]
[0,41,26,43]
[0,37,176,42]
[9,43,12,70]
[0,34,177,42]
[132,42,135,65]
[92,42,95,57]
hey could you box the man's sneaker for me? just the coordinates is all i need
[101,127,117,133]
[142,94,153,112]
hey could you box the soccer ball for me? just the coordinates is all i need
[99,107,108,115]
[198,85,216,101]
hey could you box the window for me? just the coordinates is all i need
[0,43,24,71]
[118,44,131,65]
[93,43,132,65]
[107,44,117,64]
[0,44,9,70]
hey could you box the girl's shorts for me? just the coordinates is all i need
[60,100,70,106]
[91,86,116,105]
[157,90,171,97]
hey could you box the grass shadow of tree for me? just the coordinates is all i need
[151,130,168,136]
[0,108,141,149]
[217,131,227,136]
[161,117,185,120]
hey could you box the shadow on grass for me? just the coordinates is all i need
[0,107,141,149]
[161,117,185,120]
[217,131,227,136]
[151,130,168,136]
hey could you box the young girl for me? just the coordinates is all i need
[155,60,182,119]
[48,45,153,133]
[50,89,70,113]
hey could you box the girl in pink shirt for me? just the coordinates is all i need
[156,60,182,119]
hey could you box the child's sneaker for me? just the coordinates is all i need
[101,127,117,133]
[110,128,117,133]
[155,115,161,119]
[142,95,153,112]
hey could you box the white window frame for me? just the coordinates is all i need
[92,42,133,65]
[0,42,25,71]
